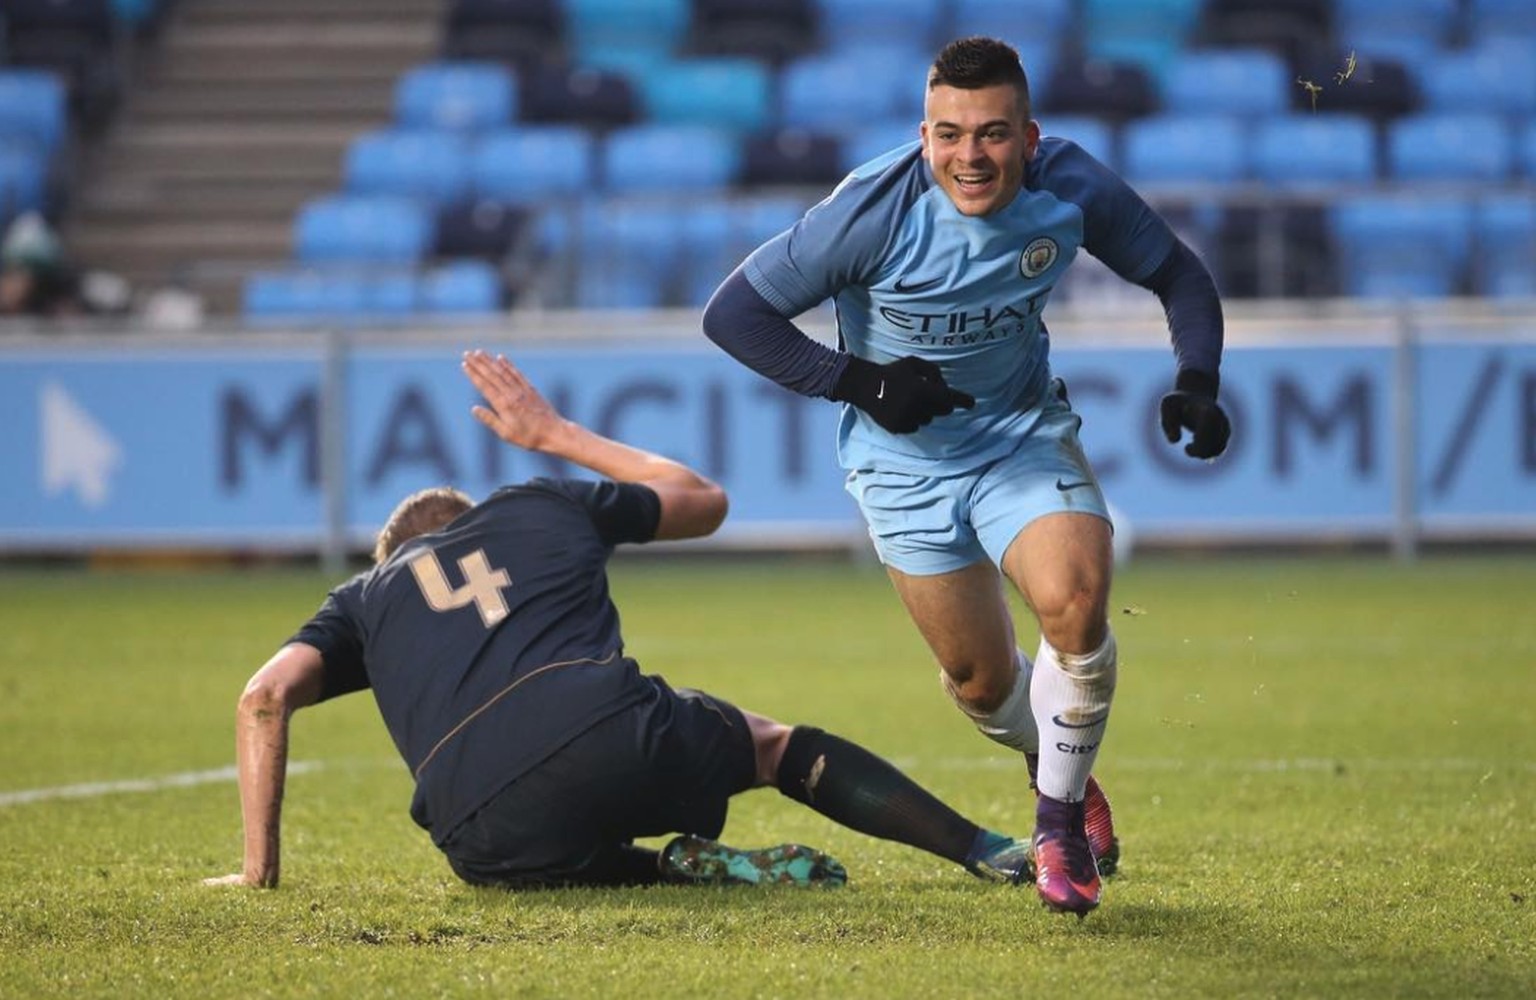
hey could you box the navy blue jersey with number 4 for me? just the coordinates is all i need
[290,478,662,841]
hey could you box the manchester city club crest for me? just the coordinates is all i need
[1020,237,1058,278]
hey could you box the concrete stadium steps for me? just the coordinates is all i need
[128,80,401,124]
[61,0,444,317]
[144,23,438,85]
[172,0,446,28]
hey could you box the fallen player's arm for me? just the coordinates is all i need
[203,643,325,889]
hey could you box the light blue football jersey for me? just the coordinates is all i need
[741,137,1177,476]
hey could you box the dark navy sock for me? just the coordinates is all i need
[776,726,980,865]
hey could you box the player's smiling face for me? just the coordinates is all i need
[921,83,1038,217]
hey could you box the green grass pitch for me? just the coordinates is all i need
[1,553,1533,998]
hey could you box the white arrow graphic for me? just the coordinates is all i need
[41,380,124,508]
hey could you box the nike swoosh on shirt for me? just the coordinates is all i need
[1055,478,1094,491]
[893,275,944,294]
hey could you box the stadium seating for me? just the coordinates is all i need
[433,199,529,260]
[1037,115,1118,170]
[1161,48,1291,116]
[1251,114,1377,188]
[635,57,773,132]
[394,62,517,132]
[518,63,640,129]
[1472,194,1536,298]
[294,196,434,265]
[778,46,931,131]
[1331,195,1474,299]
[739,128,844,188]
[441,0,565,67]
[839,121,920,174]
[601,123,741,193]
[1121,114,1247,185]
[234,0,1536,317]
[470,125,597,202]
[344,129,473,204]
[1038,57,1158,123]
[816,0,943,53]
[1417,44,1536,117]
[1386,114,1514,184]
[686,0,819,65]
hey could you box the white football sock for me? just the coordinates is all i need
[1031,631,1118,803]
[940,649,1038,755]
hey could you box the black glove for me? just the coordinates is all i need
[1159,369,1230,459]
[831,355,976,434]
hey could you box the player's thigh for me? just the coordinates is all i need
[1000,511,1114,632]
[970,386,1111,572]
[886,560,1017,681]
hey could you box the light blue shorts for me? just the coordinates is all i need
[845,381,1110,575]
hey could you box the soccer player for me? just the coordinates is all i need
[701,37,1231,914]
[204,351,1037,892]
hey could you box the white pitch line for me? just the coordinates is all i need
[0,761,322,808]
[3,755,1530,811]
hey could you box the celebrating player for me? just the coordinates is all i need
[205,351,1039,892]
[702,37,1231,913]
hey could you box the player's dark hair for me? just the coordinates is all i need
[374,486,474,563]
[929,37,1031,116]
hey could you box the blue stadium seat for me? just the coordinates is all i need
[1162,49,1290,116]
[601,124,741,194]
[676,192,814,305]
[779,46,931,131]
[0,70,69,154]
[344,130,472,204]
[394,62,516,131]
[420,260,503,315]
[294,196,434,265]
[1331,196,1474,299]
[1417,44,1536,117]
[1120,114,1246,185]
[951,0,1072,44]
[242,270,417,326]
[565,0,689,61]
[1081,0,1200,86]
[571,198,680,308]
[1251,114,1376,188]
[839,120,919,173]
[0,142,50,220]
[470,126,596,202]
[1468,0,1536,43]
[1522,120,1536,180]
[1334,0,1459,55]
[1037,115,1117,170]
[636,57,772,132]
[817,0,943,51]
[1386,114,1514,184]
[1473,194,1536,298]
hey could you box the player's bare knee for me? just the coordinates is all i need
[744,712,794,786]
[941,661,1014,715]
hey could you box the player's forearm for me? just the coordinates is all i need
[702,269,848,398]
[234,690,291,887]
[537,418,715,493]
[1140,240,1224,378]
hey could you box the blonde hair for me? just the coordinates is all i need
[373,486,474,563]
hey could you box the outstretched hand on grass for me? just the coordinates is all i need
[462,350,566,454]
